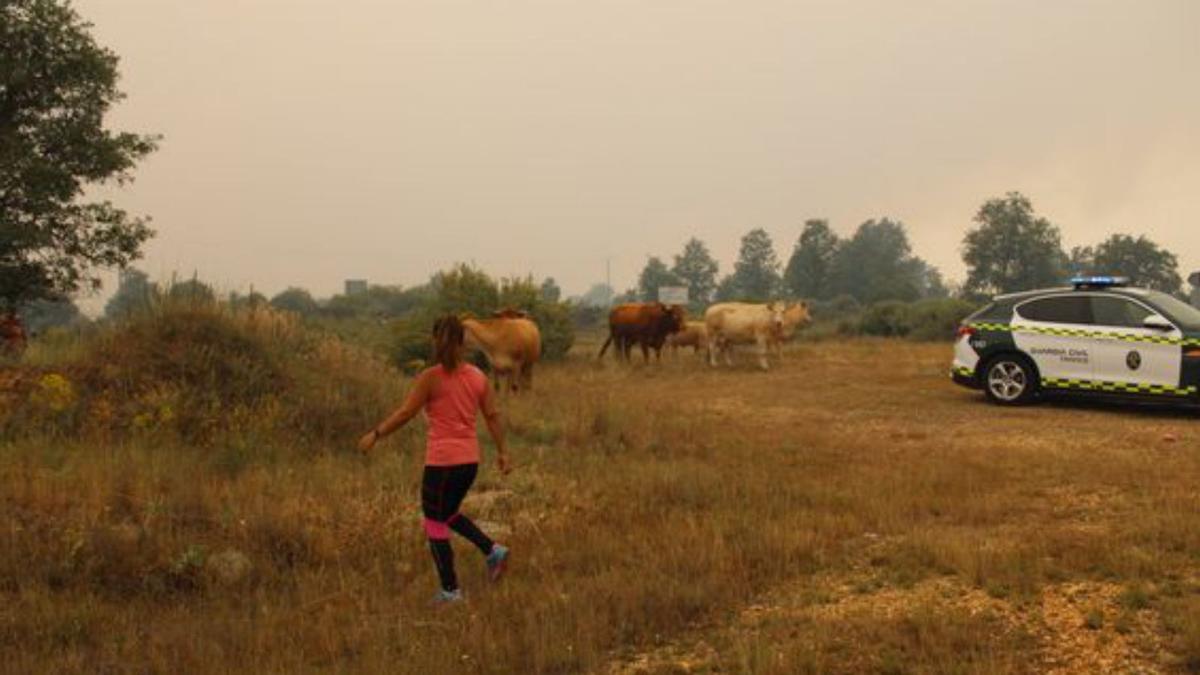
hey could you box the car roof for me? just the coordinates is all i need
[993,285,1153,303]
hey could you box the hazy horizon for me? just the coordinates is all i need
[74,0,1199,312]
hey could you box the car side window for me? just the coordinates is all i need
[1089,296,1155,329]
[1016,296,1092,324]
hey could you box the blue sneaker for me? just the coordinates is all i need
[486,544,509,582]
[433,588,464,604]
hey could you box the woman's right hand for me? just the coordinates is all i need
[497,449,512,475]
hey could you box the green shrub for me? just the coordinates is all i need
[860,301,912,337]
[856,298,975,341]
[904,298,975,341]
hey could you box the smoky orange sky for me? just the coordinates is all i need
[76,0,1200,309]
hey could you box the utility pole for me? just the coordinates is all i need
[606,258,612,307]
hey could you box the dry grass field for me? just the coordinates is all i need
[2,330,1199,674]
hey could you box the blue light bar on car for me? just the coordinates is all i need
[1070,275,1129,288]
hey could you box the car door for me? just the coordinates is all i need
[1088,295,1184,393]
[1010,294,1095,385]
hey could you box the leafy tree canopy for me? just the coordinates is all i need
[725,228,781,301]
[1,0,159,311]
[784,219,840,300]
[270,287,319,316]
[671,238,719,311]
[962,192,1066,295]
[1089,234,1182,295]
[103,267,158,319]
[830,218,928,303]
[540,277,561,303]
[637,256,682,302]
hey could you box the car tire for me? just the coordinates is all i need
[982,354,1039,406]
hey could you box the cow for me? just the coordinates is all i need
[705,301,811,370]
[0,313,27,358]
[597,302,686,363]
[666,321,708,356]
[462,315,541,393]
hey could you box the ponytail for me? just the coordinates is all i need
[431,315,465,371]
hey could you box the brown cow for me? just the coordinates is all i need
[666,321,707,356]
[597,303,686,363]
[0,313,27,358]
[463,315,541,393]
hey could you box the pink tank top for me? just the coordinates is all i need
[424,364,487,466]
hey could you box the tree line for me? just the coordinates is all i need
[624,191,1191,316]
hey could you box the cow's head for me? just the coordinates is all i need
[765,301,787,334]
[652,303,686,334]
[664,304,686,333]
[783,301,811,331]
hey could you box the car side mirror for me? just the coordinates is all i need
[1143,314,1173,331]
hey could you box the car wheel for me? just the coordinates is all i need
[983,354,1038,406]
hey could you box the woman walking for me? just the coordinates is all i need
[359,315,511,603]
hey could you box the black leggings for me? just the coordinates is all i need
[421,464,495,591]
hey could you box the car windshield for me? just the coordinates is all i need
[1144,291,1200,330]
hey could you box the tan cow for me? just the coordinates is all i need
[463,315,541,392]
[666,321,707,356]
[705,301,811,370]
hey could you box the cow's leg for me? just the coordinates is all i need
[724,340,735,367]
[598,334,614,359]
[756,334,770,371]
[520,363,534,392]
[707,336,719,367]
[640,341,650,364]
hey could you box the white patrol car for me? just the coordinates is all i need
[951,277,1200,405]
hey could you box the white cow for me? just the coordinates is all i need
[705,302,811,370]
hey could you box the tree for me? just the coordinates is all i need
[1,0,159,311]
[104,268,158,319]
[20,297,82,333]
[270,287,319,316]
[783,219,840,300]
[917,261,949,299]
[671,238,719,311]
[431,264,499,316]
[1067,246,1095,276]
[167,278,215,303]
[829,218,926,303]
[540,277,561,303]
[726,228,781,301]
[637,256,682,302]
[1090,234,1182,294]
[578,283,614,308]
[962,192,1066,295]
[714,274,738,302]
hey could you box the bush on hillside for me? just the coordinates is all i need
[0,298,404,446]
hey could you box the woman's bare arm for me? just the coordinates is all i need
[358,371,435,454]
[480,383,511,474]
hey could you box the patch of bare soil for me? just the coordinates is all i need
[605,542,1171,675]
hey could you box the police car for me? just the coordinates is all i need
[951,277,1200,405]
